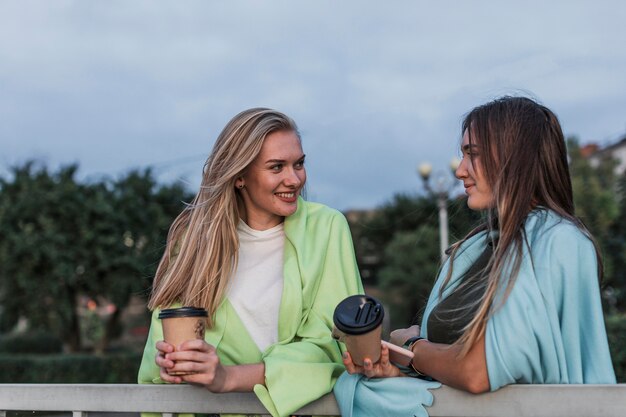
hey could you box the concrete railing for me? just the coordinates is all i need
[1,383,625,416]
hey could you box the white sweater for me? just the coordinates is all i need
[227,220,285,352]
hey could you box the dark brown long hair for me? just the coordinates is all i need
[442,96,602,355]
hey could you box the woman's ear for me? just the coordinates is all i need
[235,178,245,189]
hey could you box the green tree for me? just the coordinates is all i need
[0,162,189,352]
[567,137,622,310]
[378,225,440,328]
[568,137,618,239]
[94,169,191,352]
[604,173,626,311]
[348,192,480,325]
[0,163,102,351]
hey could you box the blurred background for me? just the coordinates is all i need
[1,0,625,382]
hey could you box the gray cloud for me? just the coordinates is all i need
[1,0,625,210]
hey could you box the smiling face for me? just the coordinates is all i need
[456,129,494,211]
[237,130,306,230]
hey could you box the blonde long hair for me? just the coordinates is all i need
[442,96,602,355]
[148,108,300,326]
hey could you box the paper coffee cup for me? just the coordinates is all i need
[332,295,384,366]
[158,306,208,376]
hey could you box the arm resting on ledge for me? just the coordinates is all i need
[411,335,489,394]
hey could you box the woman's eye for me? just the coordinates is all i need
[295,160,305,169]
[270,164,283,171]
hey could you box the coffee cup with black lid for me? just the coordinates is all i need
[332,295,384,366]
[158,306,208,376]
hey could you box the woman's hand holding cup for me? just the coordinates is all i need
[342,342,405,378]
[167,339,229,391]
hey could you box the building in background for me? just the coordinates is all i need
[585,133,626,176]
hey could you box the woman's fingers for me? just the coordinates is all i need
[156,340,175,353]
[179,339,213,352]
[165,348,210,363]
[160,367,183,383]
[379,343,390,367]
[164,340,216,362]
[390,325,421,346]
[155,341,177,372]
[157,339,220,383]
[153,339,233,392]
[363,358,377,378]
[408,324,421,336]
[156,351,175,369]
[342,352,356,373]
[342,352,362,375]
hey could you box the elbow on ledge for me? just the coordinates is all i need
[456,362,490,394]
[463,377,490,394]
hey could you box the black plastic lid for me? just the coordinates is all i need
[333,295,384,335]
[158,306,208,319]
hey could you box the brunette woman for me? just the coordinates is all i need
[336,96,615,416]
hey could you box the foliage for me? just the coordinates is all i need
[568,138,619,236]
[348,192,480,325]
[604,174,626,311]
[378,225,440,328]
[0,161,191,352]
[0,330,63,354]
[0,351,142,383]
[567,137,626,310]
[350,193,481,257]
[606,314,626,382]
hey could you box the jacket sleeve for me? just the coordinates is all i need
[137,309,165,385]
[254,212,364,417]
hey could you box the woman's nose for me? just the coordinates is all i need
[455,158,468,179]
[283,169,303,187]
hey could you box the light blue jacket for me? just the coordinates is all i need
[423,208,615,388]
[335,209,615,417]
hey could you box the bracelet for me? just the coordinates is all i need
[403,336,427,377]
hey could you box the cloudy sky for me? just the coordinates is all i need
[1,1,625,211]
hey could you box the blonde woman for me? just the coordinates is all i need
[336,97,615,417]
[138,108,363,417]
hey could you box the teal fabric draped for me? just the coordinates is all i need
[334,373,440,417]
[334,208,615,417]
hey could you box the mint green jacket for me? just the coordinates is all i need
[138,199,364,417]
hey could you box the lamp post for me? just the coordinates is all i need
[418,158,461,262]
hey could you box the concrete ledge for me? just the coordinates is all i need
[0,383,625,416]
[429,384,626,416]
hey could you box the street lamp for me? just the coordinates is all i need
[418,158,461,262]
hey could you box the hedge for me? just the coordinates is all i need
[0,351,142,383]
[0,314,624,383]
[0,330,63,354]
[606,314,626,382]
